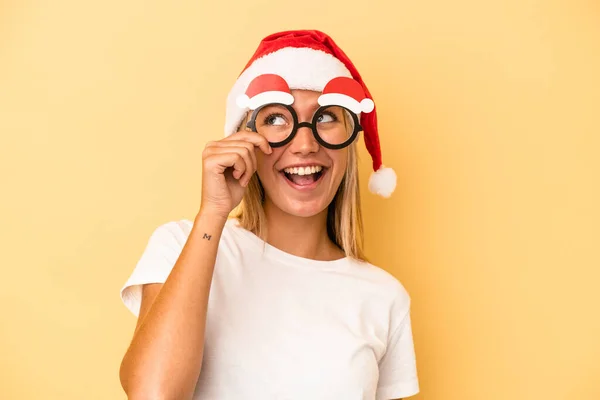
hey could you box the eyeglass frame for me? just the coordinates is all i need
[245,103,362,150]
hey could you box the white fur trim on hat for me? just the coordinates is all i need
[318,93,361,113]
[368,166,397,198]
[225,47,352,136]
[236,91,294,110]
[318,93,375,114]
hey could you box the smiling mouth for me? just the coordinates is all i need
[282,167,326,186]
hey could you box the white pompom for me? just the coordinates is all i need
[361,98,375,113]
[368,166,397,198]
[236,94,250,109]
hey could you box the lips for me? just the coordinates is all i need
[280,167,327,190]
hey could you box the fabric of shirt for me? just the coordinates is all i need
[120,218,419,399]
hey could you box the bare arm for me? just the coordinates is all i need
[119,212,227,400]
[119,129,270,399]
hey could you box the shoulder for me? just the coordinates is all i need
[345,258,412,311]
[127,219,194,259]
[148,219,193,242]
[120,219,193,317]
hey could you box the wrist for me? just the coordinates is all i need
[195,208,229,226]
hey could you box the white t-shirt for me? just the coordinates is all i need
[120,218,419,400]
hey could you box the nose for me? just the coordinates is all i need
[288,124,319,155]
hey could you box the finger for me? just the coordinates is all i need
[205,145,255,182]
[203,146,245,173]
[204,146,254,181]
[224,131,273,155]
[204,143,256,185]
[205,152,247,180]
[229,146,255,184]
[205,140,257,174]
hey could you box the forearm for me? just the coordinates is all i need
[120,212,226,400]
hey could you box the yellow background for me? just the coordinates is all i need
[1,0,599,399]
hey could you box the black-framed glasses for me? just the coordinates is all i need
[246,103,362,149]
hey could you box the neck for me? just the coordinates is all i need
[262,199,344,261]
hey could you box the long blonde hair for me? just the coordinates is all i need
[231,115,368,262]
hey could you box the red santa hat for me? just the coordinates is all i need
[225,30,396,198]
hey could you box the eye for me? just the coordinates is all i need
[264,114,287,126]
[317,112,337,123]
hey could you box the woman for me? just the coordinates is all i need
[119,30,419,400]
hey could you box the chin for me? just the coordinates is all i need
[278,198,329,218]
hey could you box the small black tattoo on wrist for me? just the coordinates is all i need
[203,233,212,240]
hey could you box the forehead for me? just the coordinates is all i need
[290,89,320,104]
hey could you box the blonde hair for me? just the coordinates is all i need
[231,112,368,262]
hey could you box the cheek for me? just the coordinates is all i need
[330,150,349,180]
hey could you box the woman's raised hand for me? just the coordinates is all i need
[199,131,272,219]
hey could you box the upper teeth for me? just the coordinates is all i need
[284,165,323,175]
